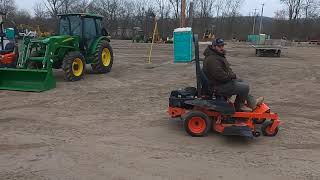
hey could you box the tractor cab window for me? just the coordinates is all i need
[84,18,97,40]
[59,16,81,36]
[59,17,70,35]
[69,16,81,36]
[96,19,102,35]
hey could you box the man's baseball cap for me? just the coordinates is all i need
[212,38,225,46]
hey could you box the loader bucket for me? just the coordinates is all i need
[0,68,56,92]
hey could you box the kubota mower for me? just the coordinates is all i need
[0,13,18,68]
[168,34,281,138]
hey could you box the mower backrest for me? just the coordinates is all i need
[5,42,14,52]
[0,42,14,55]
[199,66,214,96]
[199,66,227,99]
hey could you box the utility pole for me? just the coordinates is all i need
[252,8,258,34]
[188,0,194,27]
[259,3,265,34]
[181,0,186,27]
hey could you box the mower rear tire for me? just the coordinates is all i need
[183,111,211,137]
[62,52,85,81]
[91,40,113,74]
[261,121,279,137]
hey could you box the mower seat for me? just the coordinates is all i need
[199,67,228,100]
[199,67,214,96]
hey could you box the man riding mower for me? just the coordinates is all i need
[203,38,263,112]
[168,34,281,138]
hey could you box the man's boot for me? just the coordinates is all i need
[256,97,264,106]
[238,104,252,112]
[247,96,265,110]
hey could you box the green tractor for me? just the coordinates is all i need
[0,13,113,92]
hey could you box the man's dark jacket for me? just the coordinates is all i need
[203,46,236,86]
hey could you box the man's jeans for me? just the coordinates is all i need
[215,79,256,109]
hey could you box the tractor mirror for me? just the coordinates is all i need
[101,28,109,36]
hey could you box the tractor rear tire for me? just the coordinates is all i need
[91,41,113,74]
[62,52,86,82]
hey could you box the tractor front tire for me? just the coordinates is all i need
[91,41,113,74]
[62,52,86,81]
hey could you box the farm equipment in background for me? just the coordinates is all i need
[253,45,282,57]
[36,25,52,38]
[132,28,152,43]
[248,34,283,57]
[0,13,114,92]
[132,11,163,44]
[0,12,18,68]
[202,30,215,42]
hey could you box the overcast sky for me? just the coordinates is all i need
[17,0,283,18]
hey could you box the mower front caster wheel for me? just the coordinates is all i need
[183,111,211,137]
[261,121,279,137]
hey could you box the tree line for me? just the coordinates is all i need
[1,0,320,41]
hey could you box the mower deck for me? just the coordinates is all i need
[168,102,280,138]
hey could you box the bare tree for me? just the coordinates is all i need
[13,9,32,25]
[168,0,181,19]
[156,0,171,19]
[303,0,319,19]
[93,0,122,35]
[0,0,16,17]
[34,2,48,19]
[43,0,64,18]
[195,0,215,18]
[280,0,303,21]
[274,9,287,20]
[61,0,74,13]
[72,0,91,13]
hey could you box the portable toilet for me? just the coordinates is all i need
[173,27,193,63]
[5,28,15,40]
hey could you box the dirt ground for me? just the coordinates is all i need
[0,40,320,180]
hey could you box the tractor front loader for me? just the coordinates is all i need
[0,13,113,92]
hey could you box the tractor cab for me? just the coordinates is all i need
[58,13,109,54]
